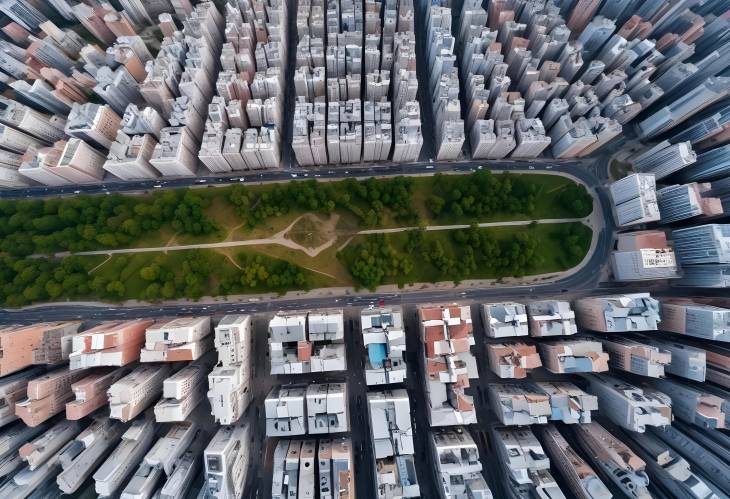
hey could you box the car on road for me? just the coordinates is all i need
[73,190,80,194]
[528,166,535,170]
[153,184,162,188]
[197,179,207,183]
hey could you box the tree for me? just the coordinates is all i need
[106,280,125,298]
[426,195,445,215]
[139,264,161,281]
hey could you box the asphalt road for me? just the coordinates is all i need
[0,152,617,324]
[0,157,601,199]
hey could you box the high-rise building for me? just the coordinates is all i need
[207,315,252,425]
[108,364,172,422]
[659,299,730,342]
[571,422,650,498]
[69,320,153,369]
[657,183,723,223]
[52,138,106,184]
[671,224,730,264]
[15,367,87,427]
[150,127,199,176]
[66,368,130,420]
[271,438,354,499]
[597,335,671,377]
[155,353,215,422]
[65,103,122,150]
[204,422,251,499]
[57,417,127,494]
[630,140,697,180]
[610,231,680,281]
[105,132,160,180]
[265,383,348,436]
[609,174,661,227]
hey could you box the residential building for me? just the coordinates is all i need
[418,304,478,426]
[586,374,672,432]
[526,300,578,337]
[481,302,529,338]
[486,342,541,378]
[269,310,346,374]
[491,426,560,498]
[208,315,252,425]
[432,427,492,498]
[368,389,419,498]
[574,293,660,332]
[140,316,213,362]
[539,339,609,373]
[659,299,730,342]
[362,306,407,385]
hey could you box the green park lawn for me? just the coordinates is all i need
[0,171,593,256]
[0,171,596,306]
[338,222,593,289]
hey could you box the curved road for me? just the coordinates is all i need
[0,218,613,324]
[0,159,618,323]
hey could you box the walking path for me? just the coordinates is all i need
[71,216,587,258]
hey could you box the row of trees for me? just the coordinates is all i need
[0,255,95,307]
[0,190,218,256]
[558,183,593,218]
[552,222,592,268]
[425,171,592,220]
[343,225,547,289]
[426,171,541,219]
[340,235,414,289]
[227,176,418,229]
[0,248,314,306]
[222,254,308,292]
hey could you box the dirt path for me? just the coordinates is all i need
[87,254,112,274]
[71,217,587,258]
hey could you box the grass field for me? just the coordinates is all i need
[86,248,339,301]
[1,220,591,306]
[338,222,593,288]
[162,173,591,252]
